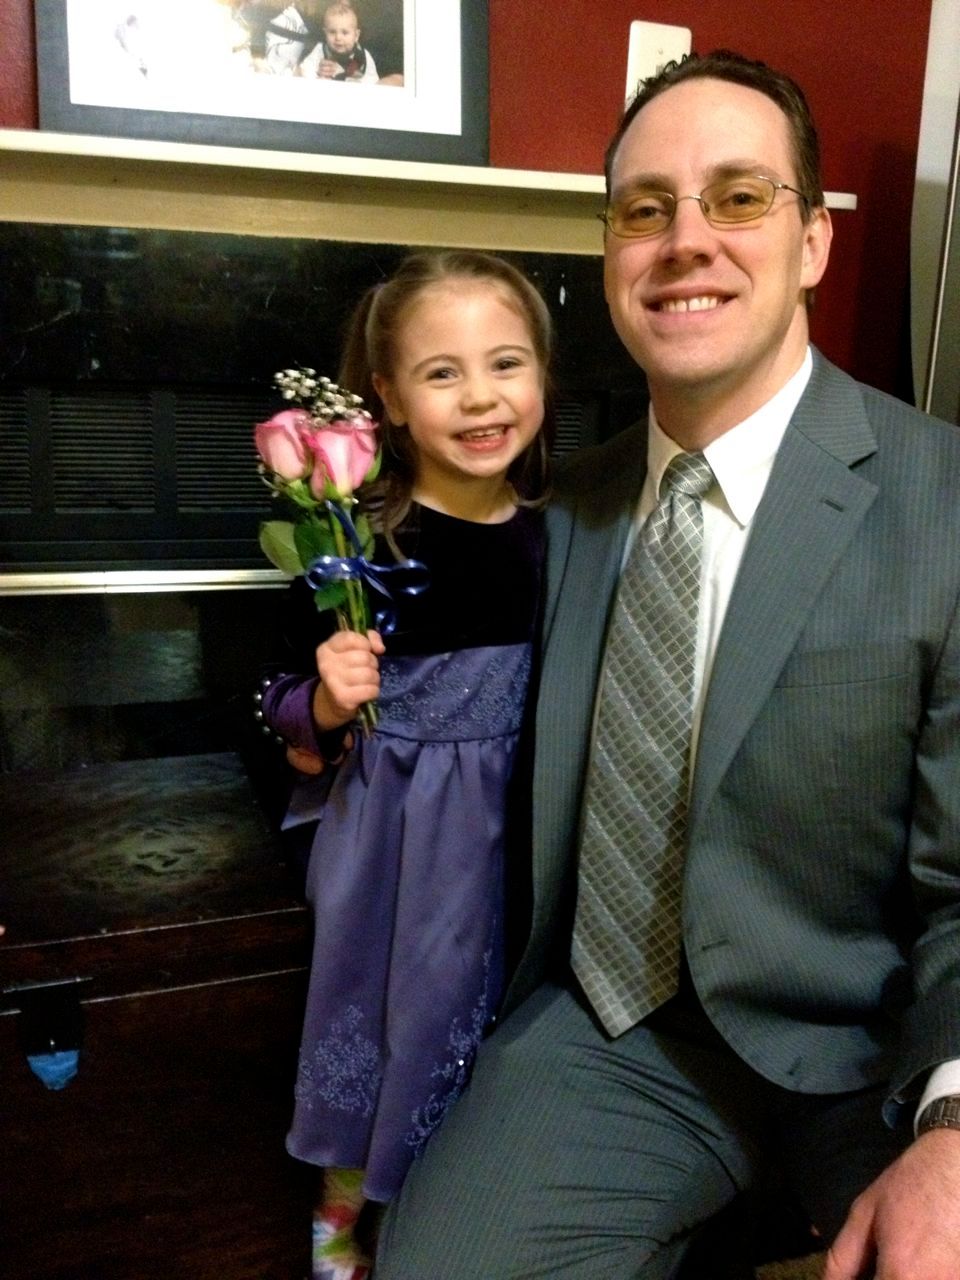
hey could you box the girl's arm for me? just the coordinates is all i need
[278,626,383,774]
[257,578,382,765]
[259,629,383,765]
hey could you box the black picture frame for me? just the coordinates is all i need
[35,0,488,166]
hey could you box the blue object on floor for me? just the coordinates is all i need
[27,1048,79,1090]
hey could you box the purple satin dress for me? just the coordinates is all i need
[261,505,542,1201]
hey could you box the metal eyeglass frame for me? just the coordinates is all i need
[598,175,811,238]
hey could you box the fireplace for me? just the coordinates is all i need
[0,573,321,1278]
[0,221,644,1276]
[0,217,645,903]
[0,216,645,890]
[0,216,645,914]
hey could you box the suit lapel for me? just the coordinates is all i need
[541,424,646,657]
[533,425,646,865]
[689,355,880,832]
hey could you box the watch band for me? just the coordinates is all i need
[917,1095,960,1135]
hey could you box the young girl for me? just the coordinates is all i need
[259,250,552,1280]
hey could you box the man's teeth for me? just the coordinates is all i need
[460,427,505,440]
[658,295,723,313]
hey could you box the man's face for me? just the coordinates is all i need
[603,77,832,432]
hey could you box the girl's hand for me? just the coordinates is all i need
[312,630,385,730]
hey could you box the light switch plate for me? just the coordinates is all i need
[624,21,693,105]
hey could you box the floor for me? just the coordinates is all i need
[756,1254,826,1279]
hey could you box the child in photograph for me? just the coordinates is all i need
[315,2,379,81]
[258,250,552,1279]
[260,1,377,81]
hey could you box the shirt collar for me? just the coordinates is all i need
[647,348,813,528]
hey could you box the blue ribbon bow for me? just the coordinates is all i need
[304,501,429,634]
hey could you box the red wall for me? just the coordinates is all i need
[0,0,36,126]
[2,0,932,400]
[487,0,932,401]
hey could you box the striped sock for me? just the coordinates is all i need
[312,1168,368,1280]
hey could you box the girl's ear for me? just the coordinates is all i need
[372,372,404,426]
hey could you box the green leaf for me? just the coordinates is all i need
[363,448,382,484]
[258,521,303,575]
[294,517,338,567]
[313,582,348,613]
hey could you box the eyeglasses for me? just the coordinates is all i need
[599,175,810,239]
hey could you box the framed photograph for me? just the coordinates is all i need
[35,0,488,166]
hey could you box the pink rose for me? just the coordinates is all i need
[255,410,312,481]
[308,415,379,498]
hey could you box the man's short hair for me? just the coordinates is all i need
[605,49,825,219]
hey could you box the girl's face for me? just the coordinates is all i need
[373,282,545,501]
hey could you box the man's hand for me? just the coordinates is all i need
[286,745,326,775]
[285,734,354,774]
[824,1128,960,1279]
[312,629,384,730]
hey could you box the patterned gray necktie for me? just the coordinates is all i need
[572,451,716,1036]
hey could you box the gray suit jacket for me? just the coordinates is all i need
[506,351,960,1109]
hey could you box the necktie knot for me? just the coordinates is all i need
[661,451,714,500]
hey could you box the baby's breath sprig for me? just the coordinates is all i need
[273,367,368,425]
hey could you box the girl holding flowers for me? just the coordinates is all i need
[255,250,552,1280]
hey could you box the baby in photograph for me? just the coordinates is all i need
[257,1,380,80]
[317,2,379,81]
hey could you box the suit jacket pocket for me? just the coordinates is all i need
[774,640,914,688]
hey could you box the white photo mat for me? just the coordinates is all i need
[35,0,489,164]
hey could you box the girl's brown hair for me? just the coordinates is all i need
[338,250,554,546]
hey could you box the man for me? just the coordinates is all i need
[375,51,960,1278]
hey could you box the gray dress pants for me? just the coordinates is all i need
[375,979,908,1279]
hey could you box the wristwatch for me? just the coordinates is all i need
[917,1095,960,1135]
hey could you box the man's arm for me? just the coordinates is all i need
[826,578,960,1280]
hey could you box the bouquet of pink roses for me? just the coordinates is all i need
[255,367,383,732]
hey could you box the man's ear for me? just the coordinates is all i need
[372,372,404,426]
[800,205,833,291]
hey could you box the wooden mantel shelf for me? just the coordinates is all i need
[0,127,607,193]
[0,128,857,255]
